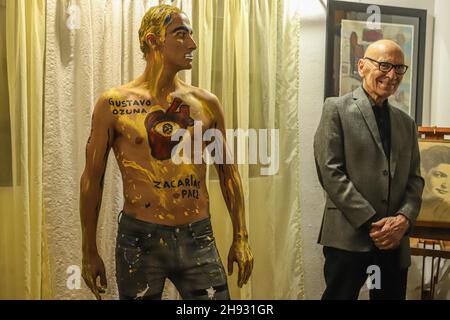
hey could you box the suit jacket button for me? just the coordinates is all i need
[383,170,389,176]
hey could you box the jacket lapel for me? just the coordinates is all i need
[389,105,399,178]
[353,87,385,155]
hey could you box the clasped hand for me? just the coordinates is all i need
[369,215,409,250]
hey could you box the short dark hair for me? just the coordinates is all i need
[421,145,450,172]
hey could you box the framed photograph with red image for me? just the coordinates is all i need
[325,0,427,124]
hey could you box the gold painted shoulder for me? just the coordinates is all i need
[102,87,128,101]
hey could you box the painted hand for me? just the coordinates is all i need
[82,253,107,300]
[227,238,254,288]
[370,215,409,250]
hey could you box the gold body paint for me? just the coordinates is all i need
[80,6,253,295]
[105,82,216,225]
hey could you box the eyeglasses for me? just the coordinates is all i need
[364,57,409,75]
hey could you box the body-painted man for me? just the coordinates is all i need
[80,5,253,300]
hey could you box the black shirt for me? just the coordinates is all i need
[362,88,391,160]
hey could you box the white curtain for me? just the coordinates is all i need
[192,0,303,299]
[0,0,52,299]
[44,0,303,299]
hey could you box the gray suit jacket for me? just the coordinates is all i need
[313,86,424,268]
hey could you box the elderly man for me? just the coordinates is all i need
[80,4,253,300]
[314,39,424,300]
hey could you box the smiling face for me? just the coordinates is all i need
[160,13,197,72]
[425,164,450,202]
[358,40,405,104]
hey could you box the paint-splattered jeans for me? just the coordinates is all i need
[115,212,230,300]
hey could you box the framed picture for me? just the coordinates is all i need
[417,140,450,229]
[415,128,450,232]
[325,0,427,124]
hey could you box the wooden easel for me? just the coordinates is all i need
[418,126,450,141]
[410,127,450,299]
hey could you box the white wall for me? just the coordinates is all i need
[430,0,450,127]
[299,0,328,300]
[299,0,448,299]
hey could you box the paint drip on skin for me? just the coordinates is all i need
[167,213,175,220]
[147,52,164,98]
[115,113,148,140]
[227,178,236,212]
[134,284,150,300]
[121,159,168,208]
[131,194,142,204]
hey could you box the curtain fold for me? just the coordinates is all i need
[193,0,303,299]
[0,0,51,299]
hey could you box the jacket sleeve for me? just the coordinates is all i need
[313,98,377,229]
[395,122,424,227]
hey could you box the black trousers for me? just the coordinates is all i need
[322,246,408,300]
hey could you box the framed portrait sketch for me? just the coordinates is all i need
[416,128,450,230]
[325,0,427,124]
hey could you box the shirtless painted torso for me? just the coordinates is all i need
[102,80,216,225]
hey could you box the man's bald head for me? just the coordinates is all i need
[364,39,404,59]
[358,39,407,105]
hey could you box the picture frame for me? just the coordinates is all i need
[324,0,427,124]
[416,127,450,230]
[410,127,450,241]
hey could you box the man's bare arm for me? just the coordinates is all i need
[80,94,114,299]
[209,94,253,288]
